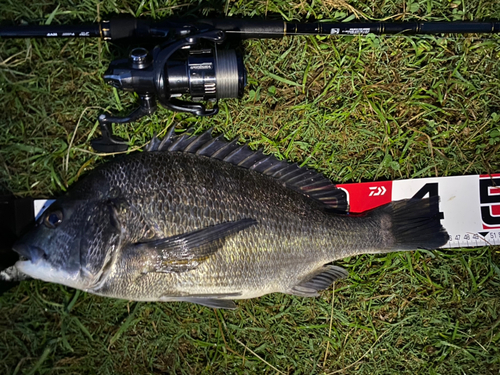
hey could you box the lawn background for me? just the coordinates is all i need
[1,0,500,374]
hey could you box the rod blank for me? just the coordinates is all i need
[0,19,499,41]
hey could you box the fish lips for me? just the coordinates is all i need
[13,242,85,289]
[13,242,49,280]
[13,243,48,265]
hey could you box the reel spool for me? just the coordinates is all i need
[92,29,246,153]
[166,49,244,103]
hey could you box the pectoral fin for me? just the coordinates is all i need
[135,218,257,273]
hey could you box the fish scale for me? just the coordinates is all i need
[14,129,448,309]
[96,153,388,296]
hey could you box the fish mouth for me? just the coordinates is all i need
[12,243,48,265]
[13,244,84,289]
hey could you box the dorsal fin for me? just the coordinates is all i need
[146,128,348,213]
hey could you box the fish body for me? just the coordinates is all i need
[14,129,448,309]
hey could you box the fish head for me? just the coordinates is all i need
[14,196,122,290]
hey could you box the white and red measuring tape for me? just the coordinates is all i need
[34,174,500,249]
[338,174,500,248]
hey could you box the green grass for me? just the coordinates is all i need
[1,0,500,374]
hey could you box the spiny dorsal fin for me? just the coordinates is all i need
[146,128,348,213]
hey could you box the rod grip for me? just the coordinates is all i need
[103,18,138,40]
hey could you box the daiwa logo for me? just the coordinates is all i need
[479,176,500,229]
[369,186,386,196]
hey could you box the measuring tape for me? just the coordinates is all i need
[338,174,500,248]
[33,174,500,249]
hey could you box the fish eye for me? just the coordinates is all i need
[44,210,63,229]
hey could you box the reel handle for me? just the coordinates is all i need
[92,94,158,153]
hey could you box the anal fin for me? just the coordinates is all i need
[176,297,237,310]
[289,265,348,297]
[160,294,241,309]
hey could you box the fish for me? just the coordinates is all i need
[13,127,449,309]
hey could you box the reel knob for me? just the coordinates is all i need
[129,47,152,69]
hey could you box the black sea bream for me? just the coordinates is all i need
[14,128,448,309]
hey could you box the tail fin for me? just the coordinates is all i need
[372,196,449,251]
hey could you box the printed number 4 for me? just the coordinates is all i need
[411,183,444,220]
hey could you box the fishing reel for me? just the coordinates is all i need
[93,29,246,153]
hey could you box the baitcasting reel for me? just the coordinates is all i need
[93,29,246,152]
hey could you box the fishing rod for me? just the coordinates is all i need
[2,18,500,152]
